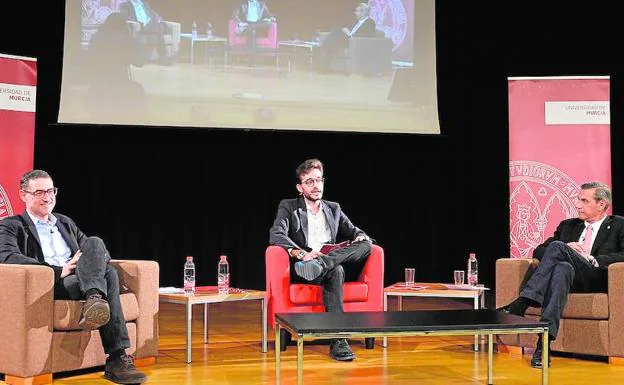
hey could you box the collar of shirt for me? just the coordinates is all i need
[583,215,607,238]
[27,210,57,228]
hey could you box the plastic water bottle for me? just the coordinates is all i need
[191,21,198,39]
[206,22,213,38]
[467,252,478,286]
[183,256,196,295]
[217,255,230,294]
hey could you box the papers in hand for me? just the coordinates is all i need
[159,286,185,294]
[320,241,350,255]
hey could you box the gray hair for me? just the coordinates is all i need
[581,181,612,208]
[20,170,52,190]
[357,2,370,16]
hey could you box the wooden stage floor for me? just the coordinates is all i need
[9,298,624,384]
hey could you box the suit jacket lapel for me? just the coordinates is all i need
[570,221,585,243]
[56,218,79,254]
[20,213,41,249]
[321,201,337,242]
[591,216,613,255]
[297,198,309,246]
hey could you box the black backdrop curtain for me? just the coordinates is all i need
[1,2,622,291]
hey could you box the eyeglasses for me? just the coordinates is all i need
[23,187,58,198]
[301,178,325,187]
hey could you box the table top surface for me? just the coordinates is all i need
[385,282,489,296]
[159,286,265,304]
[275,309,547,334]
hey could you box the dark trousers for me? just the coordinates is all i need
[240,21,272,50]
[520,241,604,339]
[315,27,349,71]
[139,19,167,61]
[291,241,372,312]
[54,237,131,355]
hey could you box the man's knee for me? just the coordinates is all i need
[543,240,568,258]
[352,241,372,258]
[82,236,106,250]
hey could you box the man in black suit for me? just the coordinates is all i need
[232,0,276,50]
[269,158,372,362]
[499,181,624,368]
[315,2,378,72]
[0,170,147,384]
[119,0,168,64]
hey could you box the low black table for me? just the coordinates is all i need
[275,309,549,385]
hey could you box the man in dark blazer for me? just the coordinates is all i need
[231,0,276,50]
[499,181,624,368]
[0,170,147,384]
[315,2,378,72]
[270,158,372,362]
[119,0,168,64]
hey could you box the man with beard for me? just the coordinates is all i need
[269,158,373,362]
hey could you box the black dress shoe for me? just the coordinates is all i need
[496,297,529,317]
[79,293,110,330]
[531,337,552,368]
[329,339,355,361]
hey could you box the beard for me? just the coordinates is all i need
[303,190,322,202]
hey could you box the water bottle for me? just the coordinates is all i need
[191,21,198,39]
[217,255,230,294]
[183,256,196,294]
[467,252,478,286]
[206,22,213,38]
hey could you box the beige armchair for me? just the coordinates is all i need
[496,258,624,363]
[0,260,159,384]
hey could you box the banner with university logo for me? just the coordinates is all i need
[508,76,611,259]
[0,53,37,219]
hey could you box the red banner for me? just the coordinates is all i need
[0,53,37,219]
[508,76,611,259]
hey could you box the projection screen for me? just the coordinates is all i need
[59,0,439,134]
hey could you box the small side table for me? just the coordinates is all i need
[383,282,488,351]
[159,286,267,363]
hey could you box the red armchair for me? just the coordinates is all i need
[265,244,384,350]
[228,20,278,49]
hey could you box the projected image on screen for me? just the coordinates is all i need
[60,0,438,134]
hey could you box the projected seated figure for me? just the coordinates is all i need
[315,2,377,73]
[85,12,147,123]
[119,0,170,65]
[231,0,276,51]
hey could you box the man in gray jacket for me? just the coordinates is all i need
[269,158,372,362]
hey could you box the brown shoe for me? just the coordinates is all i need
[104,353,147,384]
[79,293,110,330]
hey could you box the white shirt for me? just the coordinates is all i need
[579,216,607,254]
[305,202,332,252]
[27,211,72,267]
[246,0,261,22]
[131,0,151,25]
[349,17,369,37]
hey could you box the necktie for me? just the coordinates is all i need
[582,224,593,254]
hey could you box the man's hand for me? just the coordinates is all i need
[567,241,586,256]
[342,27,351,36]
[302,250,322,261]
[354,234,371,243]
[566,242,598,266]
[60,250,82,278]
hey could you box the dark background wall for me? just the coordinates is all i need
[1,2,622,292]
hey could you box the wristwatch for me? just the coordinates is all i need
[289,248,306,260]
